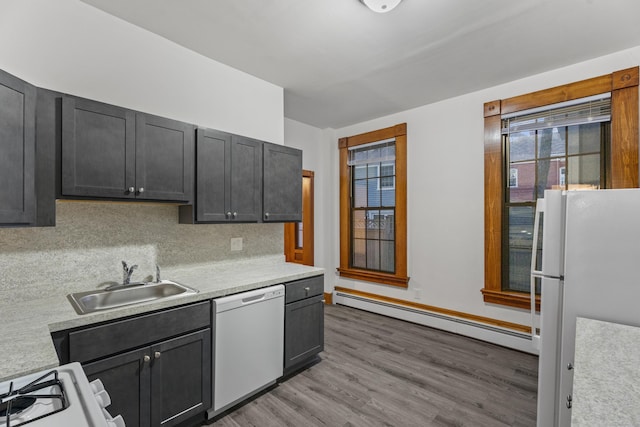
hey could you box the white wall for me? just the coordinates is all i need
[283,119,336,291]
[0,0,284,143]
[289,45,640,332]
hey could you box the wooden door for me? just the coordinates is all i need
[0,69,36,224]
[284,170,314,265]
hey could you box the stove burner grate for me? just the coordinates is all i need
[0,370,68,427]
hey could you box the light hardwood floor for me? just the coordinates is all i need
[209,304,538,426]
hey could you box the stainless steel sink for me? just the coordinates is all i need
[68,280,199,314]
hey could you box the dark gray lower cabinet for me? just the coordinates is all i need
[284,275,324,375]
[84,329,211,427]
[53,301,212,427]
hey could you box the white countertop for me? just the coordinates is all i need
[572,317,640,426]
[0,256,323,382]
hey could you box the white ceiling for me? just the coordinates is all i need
[81,0,640,129]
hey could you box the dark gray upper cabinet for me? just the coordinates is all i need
[180,129,262,223]
[0,69,36,225]
[61,96,193,203]
[263,142,302,222]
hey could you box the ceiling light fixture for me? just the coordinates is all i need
[359,0,403,13]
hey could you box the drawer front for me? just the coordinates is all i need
[69,301,210,363]
[285,275,323,304]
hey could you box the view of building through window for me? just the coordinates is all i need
[503,99,611,293]
[349,141,396,273]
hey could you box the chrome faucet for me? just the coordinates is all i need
[122,261,139,285]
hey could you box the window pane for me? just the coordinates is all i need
[352,239,366,269]
[353,210,366,239]
[368,164,379,178]
[366,210,380,240]
[506,206,535,293]
[380,240,395,273]
[567,154,600,189]
[353,179,367,207]
[537,158,566,193]
[368,179,381,207]
[380,210,395,240]
[354,165,367,179]
[537,128,565,158]
[568,123,602,155]
[509,131,535,161]
[366,240,379,270]
[508,162,535,202]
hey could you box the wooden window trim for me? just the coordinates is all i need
[483,67,639,310]
[338,123,409,287]
[284,170,314,266]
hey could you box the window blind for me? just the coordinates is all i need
[502,93,611,135]
[347,138,396,166]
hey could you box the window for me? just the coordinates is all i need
[338,124,408,287]
[503,95,611,293]
[483,67,639,310]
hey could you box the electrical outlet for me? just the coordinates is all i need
[230,237,243,251]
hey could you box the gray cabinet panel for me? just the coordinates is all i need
[0,69,36,225]
[61,96,136,198]
[284,295,324,373]
[230,135,262,222]
[84,346,151,427]
[150,329,211,426]
[195,129,231,222]
[263,142,302,222]
[135,113,194,202]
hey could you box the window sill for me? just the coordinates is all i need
[337,267,409,288]
[481,288,540,312]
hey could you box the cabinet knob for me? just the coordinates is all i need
[154,351,161,359]
[138,187,145,194]
[233,212,237,218]
[304,286,310,296]
[227,211,232,217]
[143,355,151,363]
[265,212,270,219]
[128,187,135,193]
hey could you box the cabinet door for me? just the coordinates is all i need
[284,295,324,372]
[0,69,36,225]
[135,113,194,202]
[84,347,151,427]
[263,142,302,222]
[150,329,211,426]
[61,96,136,198]
[196,129,231,222]
[230,135,262,222]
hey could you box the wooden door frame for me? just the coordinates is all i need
[284,170,314,266]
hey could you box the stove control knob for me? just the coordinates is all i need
[95,389,112,409]
[89,378,105,394]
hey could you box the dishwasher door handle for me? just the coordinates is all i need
[242,293,266,304]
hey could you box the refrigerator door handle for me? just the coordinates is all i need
[530,198,545,348]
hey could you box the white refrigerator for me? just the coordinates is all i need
[532,189,640,427]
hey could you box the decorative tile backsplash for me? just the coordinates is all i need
[0,201,283,301]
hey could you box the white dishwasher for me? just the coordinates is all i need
[208,284,285,419]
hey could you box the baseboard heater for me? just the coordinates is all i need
[334,291,537,355]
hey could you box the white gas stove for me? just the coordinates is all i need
[0,362,124,427]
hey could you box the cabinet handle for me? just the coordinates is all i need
[265,212,270,219]
[154,351,161,359]
[143,355,151,363]
[233,212,237,218]
[226,211,232,217]
[304,286,310,296]
[138,187,145,194]
[128,187,135,193]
